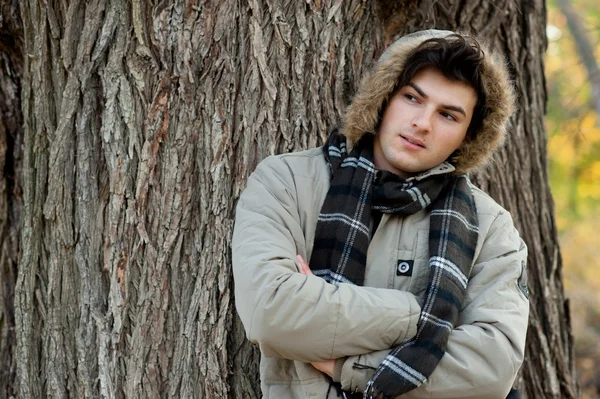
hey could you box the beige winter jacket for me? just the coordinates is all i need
[232,30,529,398]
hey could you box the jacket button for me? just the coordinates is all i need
[398,262,410,273]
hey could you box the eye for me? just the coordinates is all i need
[440,112,457,122]
[404,94,418,102]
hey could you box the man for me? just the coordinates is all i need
[232,29,529,399]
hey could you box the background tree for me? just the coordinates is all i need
[558,0,600,118]
[0,0,577,398]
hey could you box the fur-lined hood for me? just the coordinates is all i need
[343,29,515,174]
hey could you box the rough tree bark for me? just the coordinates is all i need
[0,0,22,397]
[1,0,576,398]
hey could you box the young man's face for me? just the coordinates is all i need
[373,67,478,178]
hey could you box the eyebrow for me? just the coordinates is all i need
[408,82,467,117]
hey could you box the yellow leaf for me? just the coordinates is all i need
[578,181,600,199]
[580,112,597,130]
[548,133,576,165]
[580,161,600,184]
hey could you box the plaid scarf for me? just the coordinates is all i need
[310,132,479,398]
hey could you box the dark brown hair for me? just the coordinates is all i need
[393,34,488,140]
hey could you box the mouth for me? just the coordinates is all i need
[400,134,426,148]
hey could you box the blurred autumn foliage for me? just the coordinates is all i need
[547,0,600,397]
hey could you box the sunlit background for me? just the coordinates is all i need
[546,0,600,397]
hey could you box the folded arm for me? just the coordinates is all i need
[232,156,422,362]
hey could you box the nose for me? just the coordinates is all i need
[411,109,433,133]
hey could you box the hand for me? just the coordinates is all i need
[311,359,335,377]
[296,255,313,276]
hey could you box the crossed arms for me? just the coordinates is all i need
[232,156,529,398]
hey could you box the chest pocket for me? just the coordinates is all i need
[393,229,430,300]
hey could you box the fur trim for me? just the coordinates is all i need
[342,30,516,174]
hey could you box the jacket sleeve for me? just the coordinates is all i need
[232,156,422,362]
[332,210,529,399]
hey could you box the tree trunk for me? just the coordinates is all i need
[0,0,23,397]
[12,0,380,397]
[3,0,577,398]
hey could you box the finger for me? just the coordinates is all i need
[296,255,307,274]
[296,255,312,275]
